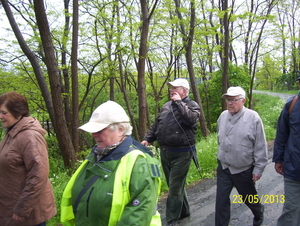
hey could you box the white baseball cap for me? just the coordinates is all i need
[79,101,130,133]
[222,86,246,98]
[168,78,190,90]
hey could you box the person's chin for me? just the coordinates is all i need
[97,144,105,148]
[228,110,236,115]
[1,122,8,128]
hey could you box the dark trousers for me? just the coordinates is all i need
[160,149,193,222]
[215,162,263,226]
[34,222,46,226]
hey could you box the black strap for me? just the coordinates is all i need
[73,174,100,214]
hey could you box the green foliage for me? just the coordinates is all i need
[252,93,285,140]
[47,171,69,226]
[274,72,299,91]
[47,136,66,176]
[46,136,67,226]
[199,64,251,131]
[192,134,218,180]
[255,54,281,90]
[47,135,83,226]
[0,69,48,120]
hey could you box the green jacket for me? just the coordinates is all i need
[61,136,161,226]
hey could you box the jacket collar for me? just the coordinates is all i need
[87,136,153,163]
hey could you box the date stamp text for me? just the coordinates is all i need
[232,194,285,204]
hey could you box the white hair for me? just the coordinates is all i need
[183,87,189,96]
[239,94,246,99]
[108,122,132,135]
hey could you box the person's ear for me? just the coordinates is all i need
[118,125,125,133]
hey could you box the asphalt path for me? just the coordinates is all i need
[157,91,296,226]
[253,90,294,101]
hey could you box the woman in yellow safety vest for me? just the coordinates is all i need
[61,101,161,226]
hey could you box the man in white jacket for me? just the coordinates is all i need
[215,86,268,226]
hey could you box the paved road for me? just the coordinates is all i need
[157,91,296,226]
[253,90,294,101]
[158,147,283,226]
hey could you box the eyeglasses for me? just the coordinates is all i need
[169,86,182,90]
[226,98,243,103]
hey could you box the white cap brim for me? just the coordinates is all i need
[222,92,243,97]
[167,78,190,90]
[78,122,110,133]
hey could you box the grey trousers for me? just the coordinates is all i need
[277,177,300,226]
[160,149,193,222]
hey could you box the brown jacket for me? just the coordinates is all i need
[0,117,56,226]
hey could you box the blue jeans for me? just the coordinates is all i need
[277,177,300,226]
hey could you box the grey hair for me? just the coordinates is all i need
[108,122,132,135]
[183,87,189,96]
[239,94,246,99]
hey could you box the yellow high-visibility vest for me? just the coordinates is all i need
[61,160,88,226]
[61,149,161,226]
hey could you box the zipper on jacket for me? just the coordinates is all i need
[87,159,113,173]
[94,162,113,173]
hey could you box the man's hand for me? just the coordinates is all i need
[275,162,284,175]
[170,91,181,101]
[252,174,261,182]
[12,213,25,222]
[141,140,149,146]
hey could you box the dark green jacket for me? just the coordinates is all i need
[61,136,161,226]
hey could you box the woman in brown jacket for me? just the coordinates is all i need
[0,91,56,226]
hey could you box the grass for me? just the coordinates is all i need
[252,93,285,140]
[258,89,298,95]
[46,93,285,225]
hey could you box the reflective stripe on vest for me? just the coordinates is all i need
[108,149,161,226]
[60,160,89,226]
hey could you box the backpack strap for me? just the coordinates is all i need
[288,91,300,114]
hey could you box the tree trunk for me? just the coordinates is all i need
[33,0,77,168]
[221,0,229,111]
[243,0,276,108]
[71,0,79,153]
[62,0,72,133]
[137,0,150,141]
[1,0,55,127]
[174,0,209,137]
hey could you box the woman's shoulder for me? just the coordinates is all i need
[12,117,45,135]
